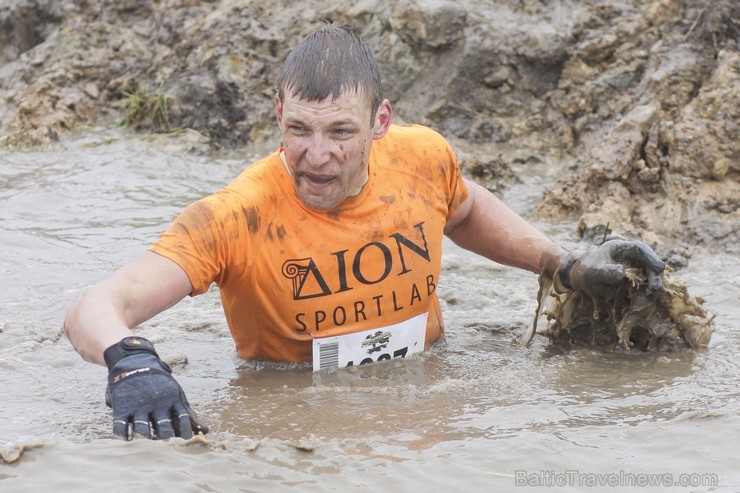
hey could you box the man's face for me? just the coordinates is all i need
[275,90,391,211]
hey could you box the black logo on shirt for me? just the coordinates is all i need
[281,222,430,300]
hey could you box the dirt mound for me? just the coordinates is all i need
[0,0,736,251]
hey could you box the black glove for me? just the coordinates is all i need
[104,336,208,440]
[557,239,666,297]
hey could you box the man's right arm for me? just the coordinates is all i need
[63,250,193,365]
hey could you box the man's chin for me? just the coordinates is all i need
[297,191,339,211]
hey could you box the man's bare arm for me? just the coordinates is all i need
[444,178,565,276]
[63,251,193,365]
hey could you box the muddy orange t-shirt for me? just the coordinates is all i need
[150,124,469,363]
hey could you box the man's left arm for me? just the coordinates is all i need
[444,178,565,277]
[445,178,667,298]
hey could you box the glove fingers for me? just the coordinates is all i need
[172,404,194,440]
[189,409,209,436]
[178,388,208,436]
[608,240,665,296]
[113,417,133,441]
[609,241,665,274]
[153,408,175,440]
[133,411,152,439]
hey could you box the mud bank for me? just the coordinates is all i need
[0,0,737,251]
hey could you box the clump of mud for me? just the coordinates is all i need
[1,440,44,464]
[525,246,716,351]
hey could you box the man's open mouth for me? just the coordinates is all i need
[302,173,335,187]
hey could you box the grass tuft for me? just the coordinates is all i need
[120,87,174,132]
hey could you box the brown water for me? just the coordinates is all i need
[1,130,738,492]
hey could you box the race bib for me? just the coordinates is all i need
[312,312,428,371]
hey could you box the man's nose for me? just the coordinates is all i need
[305,134,332,168]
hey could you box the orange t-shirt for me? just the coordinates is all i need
[150,124,469,362]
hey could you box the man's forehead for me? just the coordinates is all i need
[282,90,370,119]
[284,85,369,105]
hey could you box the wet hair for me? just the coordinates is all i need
[276,22,383,124]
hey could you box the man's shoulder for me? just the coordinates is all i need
[191,150,287,216]
[374,124,456,166]
[224,150,286,196]
[384,123,448,144]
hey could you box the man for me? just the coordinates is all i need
[63,23,663,440]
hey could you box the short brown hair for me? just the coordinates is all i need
[276,23,383,124]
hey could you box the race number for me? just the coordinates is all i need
[312,313,428,371]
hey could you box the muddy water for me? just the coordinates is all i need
[0,130,738,492]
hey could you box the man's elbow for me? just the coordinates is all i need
[62,292,82,337]
[62,296,86,358]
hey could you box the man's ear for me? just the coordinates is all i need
[372,99,393,140]
[274,93,283,128]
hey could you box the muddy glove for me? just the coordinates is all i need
[557,239,666,297]
[104,336,208,440]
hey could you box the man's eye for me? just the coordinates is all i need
[334,128,353,137]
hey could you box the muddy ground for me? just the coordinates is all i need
[1,0,737,255]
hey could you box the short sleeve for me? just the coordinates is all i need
[150,192,244,295]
